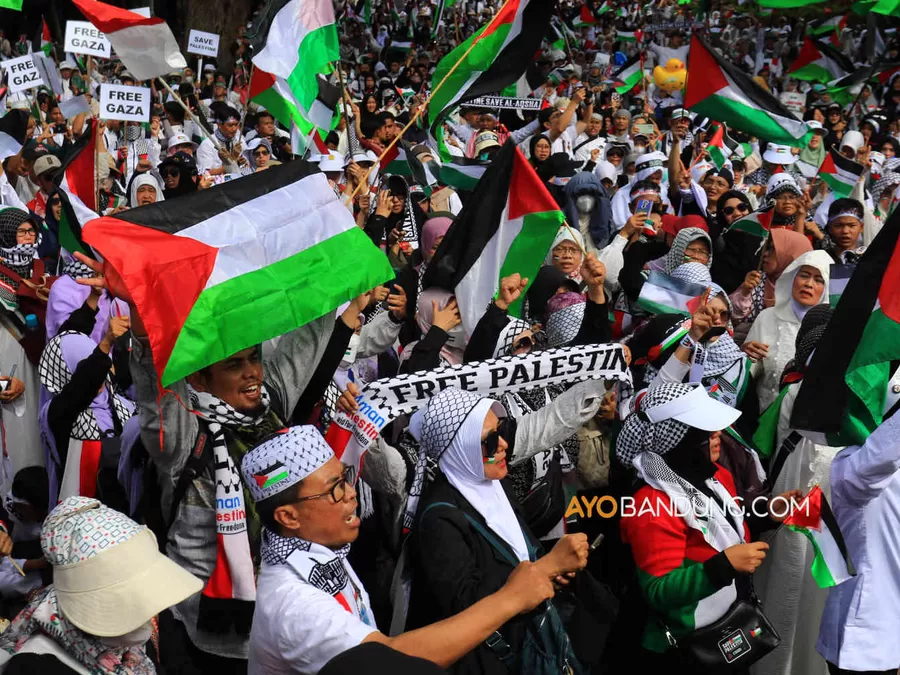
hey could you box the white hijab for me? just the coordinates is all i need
[128,173,164,207]
[438,398,531,563]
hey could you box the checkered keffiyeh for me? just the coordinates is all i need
[664,228,712,274]
[403,388,484,530]
[670,261,712,285]
[0,207,40,311]
[545,302,585,348]
[493,318,531,358]
[240,425,335,503]
[615,383,694,467]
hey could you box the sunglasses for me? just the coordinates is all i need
[722,203,750,216]
[482,428,503,463]
[511,335,533,352]
[253,149,270,157]
[162,167,180,178]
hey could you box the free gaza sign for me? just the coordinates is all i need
[100,84,150,123]
[64,21,112,58]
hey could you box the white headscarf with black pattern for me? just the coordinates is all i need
[545,302,585,348]
[664,228,713,274]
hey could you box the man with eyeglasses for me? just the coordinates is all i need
[240,425,571,675]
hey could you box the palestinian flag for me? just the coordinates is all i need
[636,272,708,316]
[501,61,546,98]
[425,156,490,192]
[758,0,825,7]
[685,34,810,146]
[727,206,773,238]
[380,144,411,177]
[248,68,329,156]
[612,54,642,94]
[573,4,598,27]
[807,14,846,36]
[54,119,99,259]
[784,485,856,588]
[40,19,53,56]
[252,461,290,490]
[829,263,854,306]
[81,162,392,387]
[787,37,852,83]
[617,30,641,43]
[0,110,29,161]
[791,206,900,446]
[253,0,341,132]
[0,0,23,9]
[852,0,877,13]
[72,0,186,80]
[427,0,555,159]
[595,1,612,15]
[423,142,564,333]
[818,148,864,198]
[873,0,900,16]
[706,124,729,168]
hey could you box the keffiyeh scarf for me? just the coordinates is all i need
[188,387,272,635]
[545,303,585,348]
[0,586,155,675]
[260,528,375,626]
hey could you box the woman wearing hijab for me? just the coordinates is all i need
[729,229,812,345]
[127,173,164,208]
[407,388,592,675]
[38,325,136,505]
[618,382,797,671]
[545,227,585,285]
[765,175,810,233]
[742,250,832,410]
[242,138,276,172]
[399,289,465,373]
[529,135,552,171]
[753,305,841,675]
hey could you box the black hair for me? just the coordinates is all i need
[324,130,340,147]
[629,179,661,199]
[375,111,395,128]
[827,197,864,223]
[255,110,274,126]
[177,82,194,98]
[257,484,302,532]
[164,101,185,124]
[12,466,49,516]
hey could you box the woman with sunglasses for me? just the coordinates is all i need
[406,387,599,675]
[708,190,755,292]
[243,138,276,173]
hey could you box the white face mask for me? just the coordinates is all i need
[444,324,467,349]
[342,333,360,365]
[633,145,647,154]
[575,195,596,214]
[184,75,194,83]
[98,622,152,648]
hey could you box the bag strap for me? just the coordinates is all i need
[767,431,802,488]
[421,501,531,566]
[419,501,517,668]
[168,431,212,526]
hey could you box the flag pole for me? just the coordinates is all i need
[156,76,224,151]
[87,55,100,213]
[344,0,513,205]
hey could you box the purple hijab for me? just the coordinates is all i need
[45,275,129,344]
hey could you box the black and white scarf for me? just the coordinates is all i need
[261,528,375,625]
[188,387,269,634]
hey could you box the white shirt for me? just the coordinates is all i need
[248,560,378,675]
[549,123,578,158]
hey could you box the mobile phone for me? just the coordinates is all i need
[637,198,657,237]
[636,123,654,135]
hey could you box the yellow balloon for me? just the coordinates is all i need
[653,58,687,94]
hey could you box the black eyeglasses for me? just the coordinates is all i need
[722,203,750,216]
[16,227,36,237]
[292,465,353,504]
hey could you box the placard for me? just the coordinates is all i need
[1,56,42,93]
[779,92,806,114]
[187,29,220,57]
[64,20,112,58]
[467,95,544,111]
[59,95,92,119]
[33,52,63,97]
[100,84,151,122]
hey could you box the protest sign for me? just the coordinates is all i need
[466,95,544,111]
[64,20,112,58]
[59,95,92,119]
[187,29,220,57]
[2,56,42,93]
[100,84,150,122]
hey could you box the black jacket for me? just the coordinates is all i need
[408,474,542,675]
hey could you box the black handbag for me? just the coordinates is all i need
[661,578,781,671]
[520,454,566,539]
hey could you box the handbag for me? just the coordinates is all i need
[519,453,566,539]
[660,577,781,671]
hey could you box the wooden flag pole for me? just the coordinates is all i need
[343,0,513,205]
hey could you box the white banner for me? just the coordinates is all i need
[64,21,112,59]
[466,95,544,111]
[187,29,220,57]
[325,343,632,477]
[100,84,151,122]
[2,56,42,94]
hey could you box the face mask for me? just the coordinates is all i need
[342,333,360,365]
[634,145,647,154]
[575,195,596,214]
[444,323,466,349]
[184,75,194,83]
[99,622,152,648]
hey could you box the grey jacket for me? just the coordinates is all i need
[130,314,334,660]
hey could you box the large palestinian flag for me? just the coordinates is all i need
[81,162,392,387]
[612,54,642,94]
[818,149,864,198]
[427,0,553,159]
[423,142,564,334]
[685,34,809,146]
[787,37,852,83]
[791,205,900,446]
[784,485,856,588]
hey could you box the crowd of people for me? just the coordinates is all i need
[0,0,898,673]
